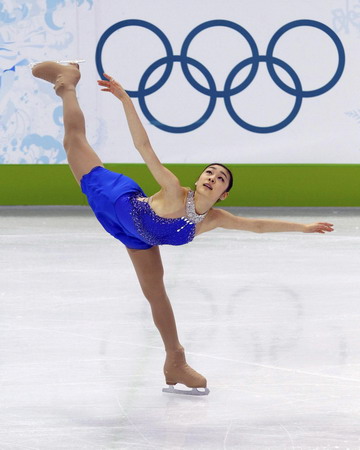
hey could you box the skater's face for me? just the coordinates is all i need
[196,165,230,202]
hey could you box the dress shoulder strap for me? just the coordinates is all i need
[185,190,208,224]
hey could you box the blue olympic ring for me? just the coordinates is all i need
[180,20,260,97]
[224,56,303,133]
[95,19,345,134]
[138,55,217,133]
[96,19,174,97]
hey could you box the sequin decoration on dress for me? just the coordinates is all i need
[128,190,208,247]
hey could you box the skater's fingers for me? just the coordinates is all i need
[98,83,110,88]
[103,73,115,82]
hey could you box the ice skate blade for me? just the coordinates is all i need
[162,385,210,396]
[28,59,85,69]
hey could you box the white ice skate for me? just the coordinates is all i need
[28,59,86,69]
[162,384,210,396]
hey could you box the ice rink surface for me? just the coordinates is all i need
[1,206,360,450]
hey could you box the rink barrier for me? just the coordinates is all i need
[1,164,359,206]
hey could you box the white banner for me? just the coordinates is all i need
[0,0,359,164]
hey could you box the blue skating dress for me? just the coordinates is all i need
[80,166,207,250]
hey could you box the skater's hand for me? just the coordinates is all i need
[97,74,129,101]
[303,222,334,234]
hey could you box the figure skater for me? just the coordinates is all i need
[31,61,334,395]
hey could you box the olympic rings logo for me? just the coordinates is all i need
[96,19,345,134]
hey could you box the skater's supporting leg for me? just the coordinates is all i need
[32,62,103,184]
[126,246,182,353]
[126,246,207,388]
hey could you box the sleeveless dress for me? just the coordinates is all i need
[80,166,207,250]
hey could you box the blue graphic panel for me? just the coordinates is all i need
[0,0,92,164]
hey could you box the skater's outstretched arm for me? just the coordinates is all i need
[97,74,180,192]
[209,208,334,234]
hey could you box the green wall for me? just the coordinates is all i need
[1,164,359,206]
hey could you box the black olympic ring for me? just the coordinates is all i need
[95,19,345,134]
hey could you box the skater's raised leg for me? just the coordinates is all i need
[32,62,103,184]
